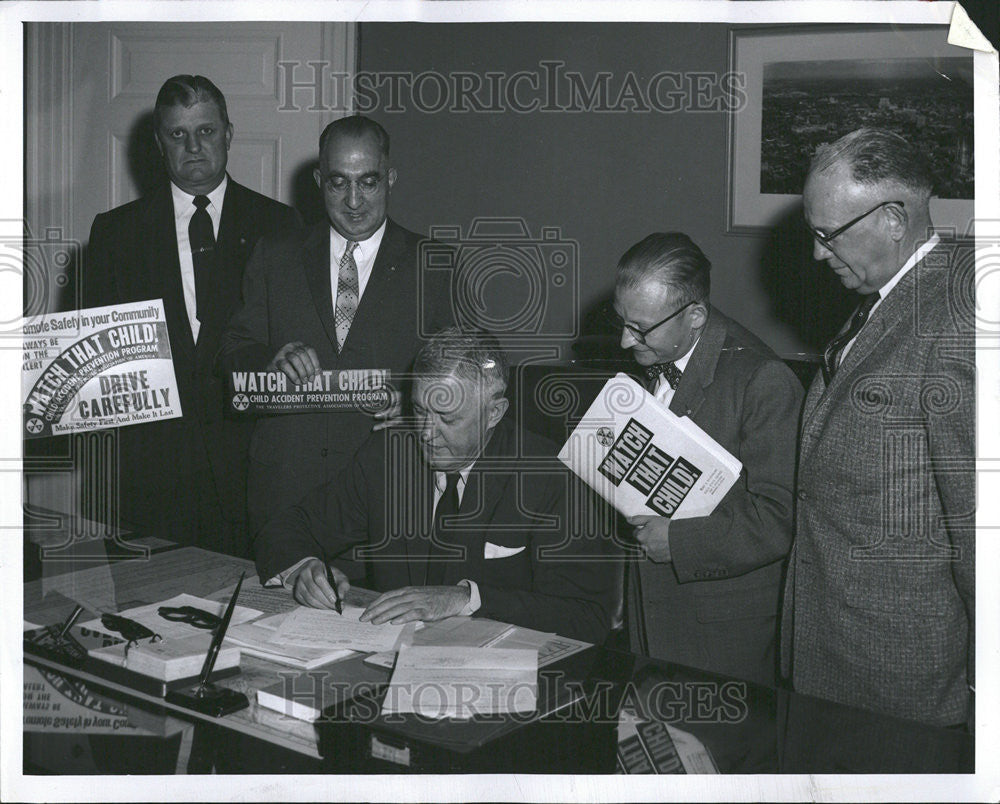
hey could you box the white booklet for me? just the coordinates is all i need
[381,645,538,719]
[558,373,742,520]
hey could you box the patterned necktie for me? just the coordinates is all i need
[425,472,460,586]
[189,195,216,322]
[822,293,879,382]
[644,361,682,390]
[334,241,359,352]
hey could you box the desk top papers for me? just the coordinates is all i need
[225,612,355,670]
[269,605,413,654]
[558,373,742,519]
[382,645,538,719]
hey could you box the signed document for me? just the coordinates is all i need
[268,606,412,654]
[382,645,538,719]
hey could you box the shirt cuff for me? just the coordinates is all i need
[457,579,481,615]
[267,556,320,589]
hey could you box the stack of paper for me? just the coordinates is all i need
[225,612,355,670]
[381,645,538,719]
[88,632,240,682]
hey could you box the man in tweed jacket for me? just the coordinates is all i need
[782,128,975,728]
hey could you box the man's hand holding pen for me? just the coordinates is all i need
[290,557,469,624]
[291,558,349,612]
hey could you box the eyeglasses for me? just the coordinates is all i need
[321,173,386,195]
[100,613,162,661]
[808,200,904,247]
[158,605,222,631]
[606,300,695,346]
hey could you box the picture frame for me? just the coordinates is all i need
[726,25,975,234]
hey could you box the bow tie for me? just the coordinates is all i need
[644,361,682,390]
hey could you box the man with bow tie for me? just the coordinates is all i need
[611,232,803,686]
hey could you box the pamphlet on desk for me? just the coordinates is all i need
[224,612,355,670]
[87,632,241,682]
[382,645,538,719]
[558,373,741,519]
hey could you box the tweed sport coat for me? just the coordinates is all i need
[781,240,976,727]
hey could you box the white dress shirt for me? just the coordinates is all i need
[328,221,387,311]
[432,465,482,615]
[652,334,701,407]
[838,233,940,363]
[171,176,227,342]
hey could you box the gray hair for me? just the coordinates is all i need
[414,327,509,400]
[809,127,933,198]
[615,231,711,305]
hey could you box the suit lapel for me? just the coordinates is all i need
[341,219,406,353]
[799,256,923,459]
[668,308,724,419]
[436,420,515,586]
[299,222,341,355]
[146,186,195,365]
[213,178,254,323]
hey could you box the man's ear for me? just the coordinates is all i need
[224,122,234,151]
[386,166,397,190]
[885,201,908,242]
[487,396,509,429]
[313,167,322,190]
[688,301,709,330]
[153,130,164,158]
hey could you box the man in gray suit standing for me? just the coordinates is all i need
[613,232,803,687]
[782,128,975,728]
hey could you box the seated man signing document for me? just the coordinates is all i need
[254,329,617,644]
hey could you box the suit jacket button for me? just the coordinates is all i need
[321,448,328,457]
[797,490,807,500]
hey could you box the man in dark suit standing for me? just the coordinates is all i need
[782,128,975,728]
[219,115,453,533]
[84,75,300,556]
[611,232,803,686]
[253,329,616,643]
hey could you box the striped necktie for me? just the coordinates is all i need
[822,293,879,382]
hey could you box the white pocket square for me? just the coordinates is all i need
[484,542,526,559]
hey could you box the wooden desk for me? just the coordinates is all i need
[23,541,974,774]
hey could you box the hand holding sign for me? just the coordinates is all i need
[268,341,321,385]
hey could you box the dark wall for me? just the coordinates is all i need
[357,22,854,362]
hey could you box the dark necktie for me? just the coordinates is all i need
[822,293,879,382]
[644,361,682,390]
[189,195,217,322]
[334,241,359,352]
[425,472,460,586]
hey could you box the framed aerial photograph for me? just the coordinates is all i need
[727,25,974,233]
